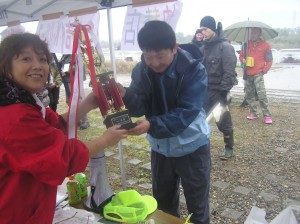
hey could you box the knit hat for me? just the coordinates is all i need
[200,16,216,32]
[195,29,202,35]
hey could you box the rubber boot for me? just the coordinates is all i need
[220,131,234,160]
[239,98,249,108]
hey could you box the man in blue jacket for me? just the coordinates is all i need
[118,20,211,224]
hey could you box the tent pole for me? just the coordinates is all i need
[107,8,117,78]
[107,7,127,190]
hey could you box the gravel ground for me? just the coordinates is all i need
[207,100,300,223]
[57,68,300,223]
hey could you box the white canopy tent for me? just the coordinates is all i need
[0,0,132,26]
[0,0,176,26]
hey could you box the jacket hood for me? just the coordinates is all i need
[203,32,228,47]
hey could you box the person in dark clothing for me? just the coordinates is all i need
[59,54,72,103]
[59,54,90,129]
[47,60,62,112]
[191,29,204,48]
[117,20,211,224]
[200,16,238,160]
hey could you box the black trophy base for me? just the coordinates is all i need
[103,110,136,129]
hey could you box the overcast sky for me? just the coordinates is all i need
[1,0,299,41]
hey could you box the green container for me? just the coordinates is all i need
[75,173,88,198]
[67,178,81,205]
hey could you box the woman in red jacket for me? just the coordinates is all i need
[0,33,128,223]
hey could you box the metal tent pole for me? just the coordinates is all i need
[107,7,127,190]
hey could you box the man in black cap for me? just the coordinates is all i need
[199,16,238,160]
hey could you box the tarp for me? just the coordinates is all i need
[0,0,132,26]
[0,0,177,27]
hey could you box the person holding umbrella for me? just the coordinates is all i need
[239,27,273,124]
[200,16,238,160]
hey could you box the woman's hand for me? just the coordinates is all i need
[86,125,129,157]
[82,92,99,111]
[102,125,129,147]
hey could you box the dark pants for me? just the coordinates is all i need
[204,90,233,135]
[48,86,60,112]
[61,73,71,102]
[151,143,211,224]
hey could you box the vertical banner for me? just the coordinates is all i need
[0,24,25,40]
[36,18,65,53]
[121,1,183,51]
[36,12,100,54]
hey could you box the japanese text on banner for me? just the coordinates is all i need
[121,1,183,51]
[36,12,100,54]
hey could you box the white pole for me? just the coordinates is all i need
[107,8,117,78]
[107,7,127,190]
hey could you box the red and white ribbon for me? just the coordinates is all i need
[67,24,109,139]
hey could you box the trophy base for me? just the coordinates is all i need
[104,110,136,129]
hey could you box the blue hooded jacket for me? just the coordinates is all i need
[123,48,210,157]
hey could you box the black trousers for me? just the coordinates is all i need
[48,86,60,112]
[151,143,211,224]
[204,90,233,135]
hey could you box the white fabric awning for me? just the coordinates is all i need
[0,0,132,26]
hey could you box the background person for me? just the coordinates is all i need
[117,20,211,224]
[0,33,128,224]
[59,54,90,129]
[199,15,238,160]
[47,59,62,112]
[239,27,273,124]
[191,28,204,48]
[59,54,72,103]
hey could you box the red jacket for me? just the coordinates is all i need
[239,39,273,75]
[0,104,89,224]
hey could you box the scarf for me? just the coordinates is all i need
[0,76,36,106]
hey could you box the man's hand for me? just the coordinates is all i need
[128,119,150,136]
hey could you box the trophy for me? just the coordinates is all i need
[69,21,136,214]
[78,23,136,130]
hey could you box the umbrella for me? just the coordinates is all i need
[224,20,278,42]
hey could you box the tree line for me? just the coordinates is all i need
[175,27,300,49]
[101,27,300,50]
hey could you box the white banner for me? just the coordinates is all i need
[0,24,25,40]
[36,12,100,54]
[121,1,183,51]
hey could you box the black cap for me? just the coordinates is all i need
[200,16,216,32]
